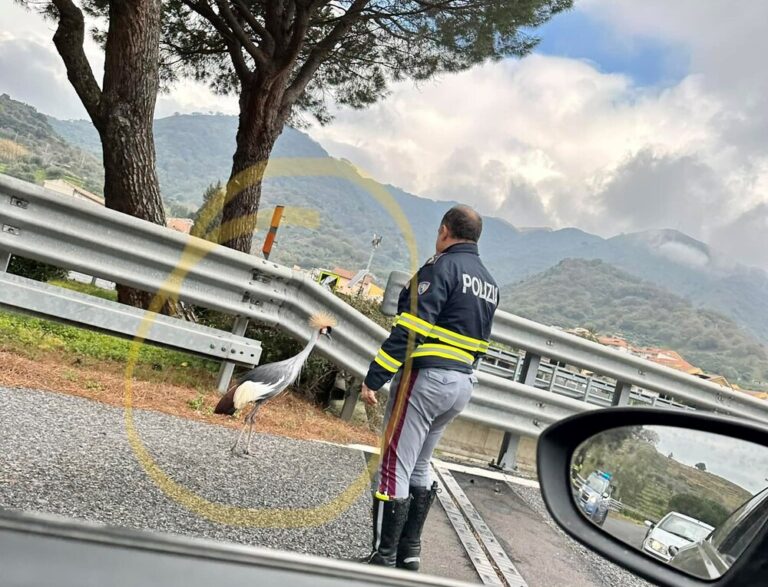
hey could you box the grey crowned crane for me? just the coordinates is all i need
[214,312,336,455]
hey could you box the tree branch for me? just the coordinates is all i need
[214,0,269,68]
[264,0,286,46]
[283,0,369,106]
[232,0,275,56]
[281,1,311,67]
[50,0,103,126]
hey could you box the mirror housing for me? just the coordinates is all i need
[380,270,410,317]
[536,408,768,587]
[669,546,680,558]
[644,520,654,528]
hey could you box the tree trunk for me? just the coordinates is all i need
[220,77,288,253]
[98,0,167,308]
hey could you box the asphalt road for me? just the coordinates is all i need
[0,386,650,587]
[603,516,648,550]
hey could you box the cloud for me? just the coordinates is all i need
[3,1,767,270]
[310,16,768,269]
[595,149,728,237]
[0,5,237,122]
[656,241,710,269]
[155,82,238,119]
[0,36,87,119]
[711,204,768,269]
[653,425,768,495]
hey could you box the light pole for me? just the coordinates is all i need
[358,233,382,297]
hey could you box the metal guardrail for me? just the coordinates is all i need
[0,271,262,366]
[480,349,690,410]
[1,174,767,448]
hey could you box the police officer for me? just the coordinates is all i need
[360,205,498,569]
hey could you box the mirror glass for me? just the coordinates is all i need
[571,426,768,580]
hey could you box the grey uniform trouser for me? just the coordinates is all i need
[374,367,476,499]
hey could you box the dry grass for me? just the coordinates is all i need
[0,350,377,446]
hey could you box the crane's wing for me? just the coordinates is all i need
[232,377,286,409]
[214,360,297,415]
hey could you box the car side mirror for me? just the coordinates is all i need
[537,408,768,587]
[602,492,610,499]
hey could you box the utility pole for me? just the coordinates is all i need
[358,233,382,297]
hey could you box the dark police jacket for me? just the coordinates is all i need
[364,242,499,391]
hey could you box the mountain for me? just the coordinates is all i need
[19,105,768,346]
[0,94,102,194]
[501,259,768,390]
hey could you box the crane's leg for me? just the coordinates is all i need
[230,418,249,456]
[243,404,261,456]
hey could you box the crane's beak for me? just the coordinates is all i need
[322,327,333,340]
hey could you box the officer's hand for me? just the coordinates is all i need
[360,383,378,407]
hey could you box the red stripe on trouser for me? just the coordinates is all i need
[380,370,419,497]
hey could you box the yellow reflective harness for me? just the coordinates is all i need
[393,312,488,366]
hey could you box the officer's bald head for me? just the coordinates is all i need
[441,206,483,243]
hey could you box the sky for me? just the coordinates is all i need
[1,1,767,269]
[652,425,768,496]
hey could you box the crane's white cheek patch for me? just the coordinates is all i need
[418,281,431,295]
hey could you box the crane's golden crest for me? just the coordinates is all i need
[309,311,337,329]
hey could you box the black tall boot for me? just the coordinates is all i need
[397,482,438,571]
[367,494,411,567]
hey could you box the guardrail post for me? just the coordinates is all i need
[340,377,361,422]
[493,352,542,470]
[0,250,10,273]
[216,316,250,394]
[583,377,593,402]
[548,365,559,391]
[612,380,632,406]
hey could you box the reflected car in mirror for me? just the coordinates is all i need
[537,408,768,587]
[670,487,768,579]
[642,512,713,563]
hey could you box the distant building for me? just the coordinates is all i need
[598,335,631,353]
[167,217,193,234]
[311,266,384,301]
[566,327,597,341]
[638,347,703,376]
[44,178,104,206]
[593,334,766,396]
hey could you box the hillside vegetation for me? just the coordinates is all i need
[577,428,752,524]
[0,94,102,194]
[501,259,768,389]
[50,111,768,346]
[1,95,765,356]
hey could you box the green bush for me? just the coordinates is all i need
[49,279,117,301]
[667,493,731,527]
[0,309,217,374]
[196,289,394,405]
[8,256,67,282]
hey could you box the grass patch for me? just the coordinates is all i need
[0,309,218,389]
[49,278,118,301]
[0,279,379,446]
